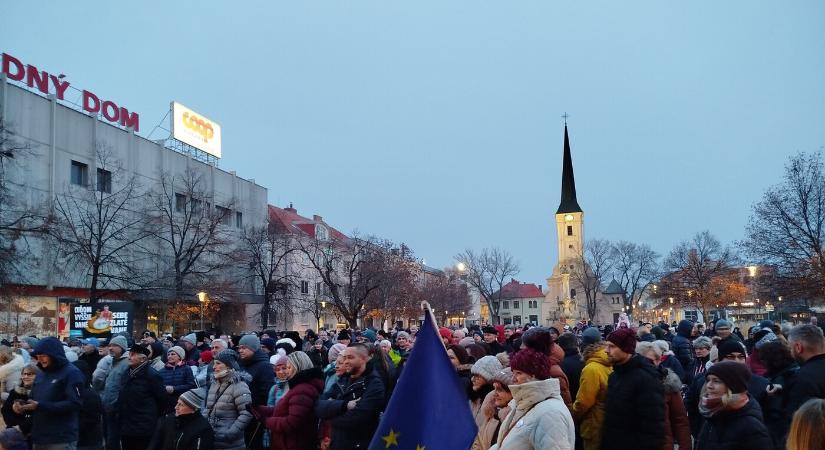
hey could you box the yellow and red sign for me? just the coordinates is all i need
[171,101,222,158]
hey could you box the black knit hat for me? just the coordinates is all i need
[214,349,240,370]
[717,339,747,361]
[706,361,751,394]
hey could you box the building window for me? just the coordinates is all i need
[175,194,186,213]
[513,301,519,309]
[235,211,243,228]
[70,160,88,186]
[503,317,512,325]
[96,168,111,193]
[567,225,573,236]
[191,198,202,214]
[514,315,521,325]
[568,244,573,249]
[503,301,510,310]
[529,300,538,308]
[529,315,538,325]
[216,206,231,225]
[300,281,309,294]
[315,282,322,296]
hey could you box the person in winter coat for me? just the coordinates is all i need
[77,338,103,382]
[558,333,585,399]
[786,398,825,450]
[519,327,573,405]
[149,341,166,372]
[571,328,612,450]
[256,351,324,450]
[1,365,38,443]
[307,339,328,369]
[96,334,130,450]
[238,334,274,450]
[469,356,503,427]
[206,349,254,450]
[672,320,696,381]
[759,340,799,450]
[148,388,215,450]
[654,340,687,384]
[72,360,104,450]
[601,327,665,450]
[193,350,213,388]
[786,323,825,415]
[161,346,197,412]
[315,343,385,450]
[490,349,575,450]
[694,361,772,450]
[447,344,475,399]
[322,344,347,394]
[692,336,713,380]
[472,368,512,450]
[0,346,24,400]
[24,337,84,448]
[117,344,167,450]
[180,333,201,366]
[637,342,692,450]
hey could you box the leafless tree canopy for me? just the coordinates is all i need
[611,241,659,314]
[741,152,825,302]
[52,145,153,302]
[455,247,520,324]
[420,268,473,325]
[568,239,613,322]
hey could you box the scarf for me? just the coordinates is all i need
[129,360,150,378]
[699,392,748,418]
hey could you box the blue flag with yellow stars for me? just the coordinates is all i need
[368,307,477,450]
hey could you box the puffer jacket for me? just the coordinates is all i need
[661,368,691,450]
[490,378,575,450]
[672,320,696,379]
[601,354,665,450]
[160,362,196,411]
[30,337,85,445]
[695,398,772,450]
[256,367,324,450]
[205,369,253,450]
[99,353,130,412]
[571,347,612,450]
[0,353,24,399]
[240,349,275,406]
[471,389,511,450]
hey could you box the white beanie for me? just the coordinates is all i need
[471,355,503,382]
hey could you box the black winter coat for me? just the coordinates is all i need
[1,387,33,437]
[77,384,103,447]
[148,412,215,450]
[672,321,696,379]
[764,363,799,450]
[316,366,386,450]
[786,353,825,415]
[240,349,274,406]
[560,349,584,399]
[687,370,769,437]
[117,362,167,437]
[600,354,665,450]
[695,398,772,450]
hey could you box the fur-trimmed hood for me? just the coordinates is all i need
[661,367,682,393]
[288,367,324,389]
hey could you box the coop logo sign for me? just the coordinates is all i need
[171,101,222,158]
[2,52,140,132]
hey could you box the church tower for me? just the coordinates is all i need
[545,123,585,325]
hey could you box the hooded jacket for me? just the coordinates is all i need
[257,367,324,450]
[600,354,665,450]
[490,378,575,450]
[571,348,612,450]
[661,368,691,450]
[672,320,695,380]
[30,337,84,445]
[240,349,275,406]
[695,397,772,450]
[206,369,253,450]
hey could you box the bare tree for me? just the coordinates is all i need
[419,268,472,326]
[611,241,659,316]
[741,152,825,303]
[299,232,386,328]
[455,248,520,324]
[363,244,419,328]
[235,217,297,329]
[663,231,738,320]
[568,239,614,322]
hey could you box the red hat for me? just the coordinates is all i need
[439,327,452,340]
[200,350,214,364]
[510,349,551,380]
[607,327,637,355]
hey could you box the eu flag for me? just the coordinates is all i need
[368,308,477,450]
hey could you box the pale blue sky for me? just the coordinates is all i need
[3,1,824,286]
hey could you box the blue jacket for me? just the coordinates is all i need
[31,337,84,445]
[672,320,696,380]
[240,350,274,406]
[159,364,196,411]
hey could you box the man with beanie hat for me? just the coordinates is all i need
[148,388,214,450]
[237,334,273,450]
[601,327,665,450]
[96,334,131,450]
[117,344,166,450]
[19,336,38,356]
[179,333,200,366]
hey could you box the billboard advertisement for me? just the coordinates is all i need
[64,299,134,339]
[171,101,222,158]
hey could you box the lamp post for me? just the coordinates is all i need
[197,291,207,331]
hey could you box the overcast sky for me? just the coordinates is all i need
[3,2,824,286]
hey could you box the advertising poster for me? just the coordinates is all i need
[0,297,57,338]
[66,299,133,339]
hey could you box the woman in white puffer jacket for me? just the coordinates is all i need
[491,348,575,450]
[0,346,24,401]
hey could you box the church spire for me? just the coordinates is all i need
[556,124,583,214]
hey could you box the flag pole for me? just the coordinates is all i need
[419,301,444,347]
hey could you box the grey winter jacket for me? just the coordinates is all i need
[204,370,254,450]
[99,353,129,412]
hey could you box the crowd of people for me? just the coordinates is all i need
[0,317,821,450]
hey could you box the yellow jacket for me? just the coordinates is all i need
[570,347,612,450]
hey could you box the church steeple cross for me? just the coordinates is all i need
[561,112,569,125]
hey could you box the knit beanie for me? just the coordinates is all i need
[459,337,475,348]
[199,350,213,364]
[510,349,552,380]
[337,330,351,342]
[215,349,240,370]
[181,333,197,347]
[471,355,503,381]
[270,354,288,366]
[328,343,347,362]
[21,336,39,350]
[492,367,514,386]
[395,331,410,341]
[607,327,638,355]
[109,335,128,352]
[521,327,553,355]
[362,329,377,342]
[168,346,186,361]
[754,329,778,350]
[581,327,603,347]
[260,338,276,352]
[239,334,261,352]
[481,326,497,335]
[715,319,732,330]
[706,360,751,394]
[717,339,747,360]
[178,388,206,410]
[287,351,315,373]
[495,352,510,368]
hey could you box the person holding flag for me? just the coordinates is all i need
[368,304,478,450]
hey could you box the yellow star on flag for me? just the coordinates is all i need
[417,445,426,450]
[382,429,400,448]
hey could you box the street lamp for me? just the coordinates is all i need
[456,262,466,272]
[197,291,207,330]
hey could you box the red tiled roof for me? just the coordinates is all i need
[494,279,544,299]
[268,204,348,241]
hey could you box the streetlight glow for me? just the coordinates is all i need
[456,262,466,272]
